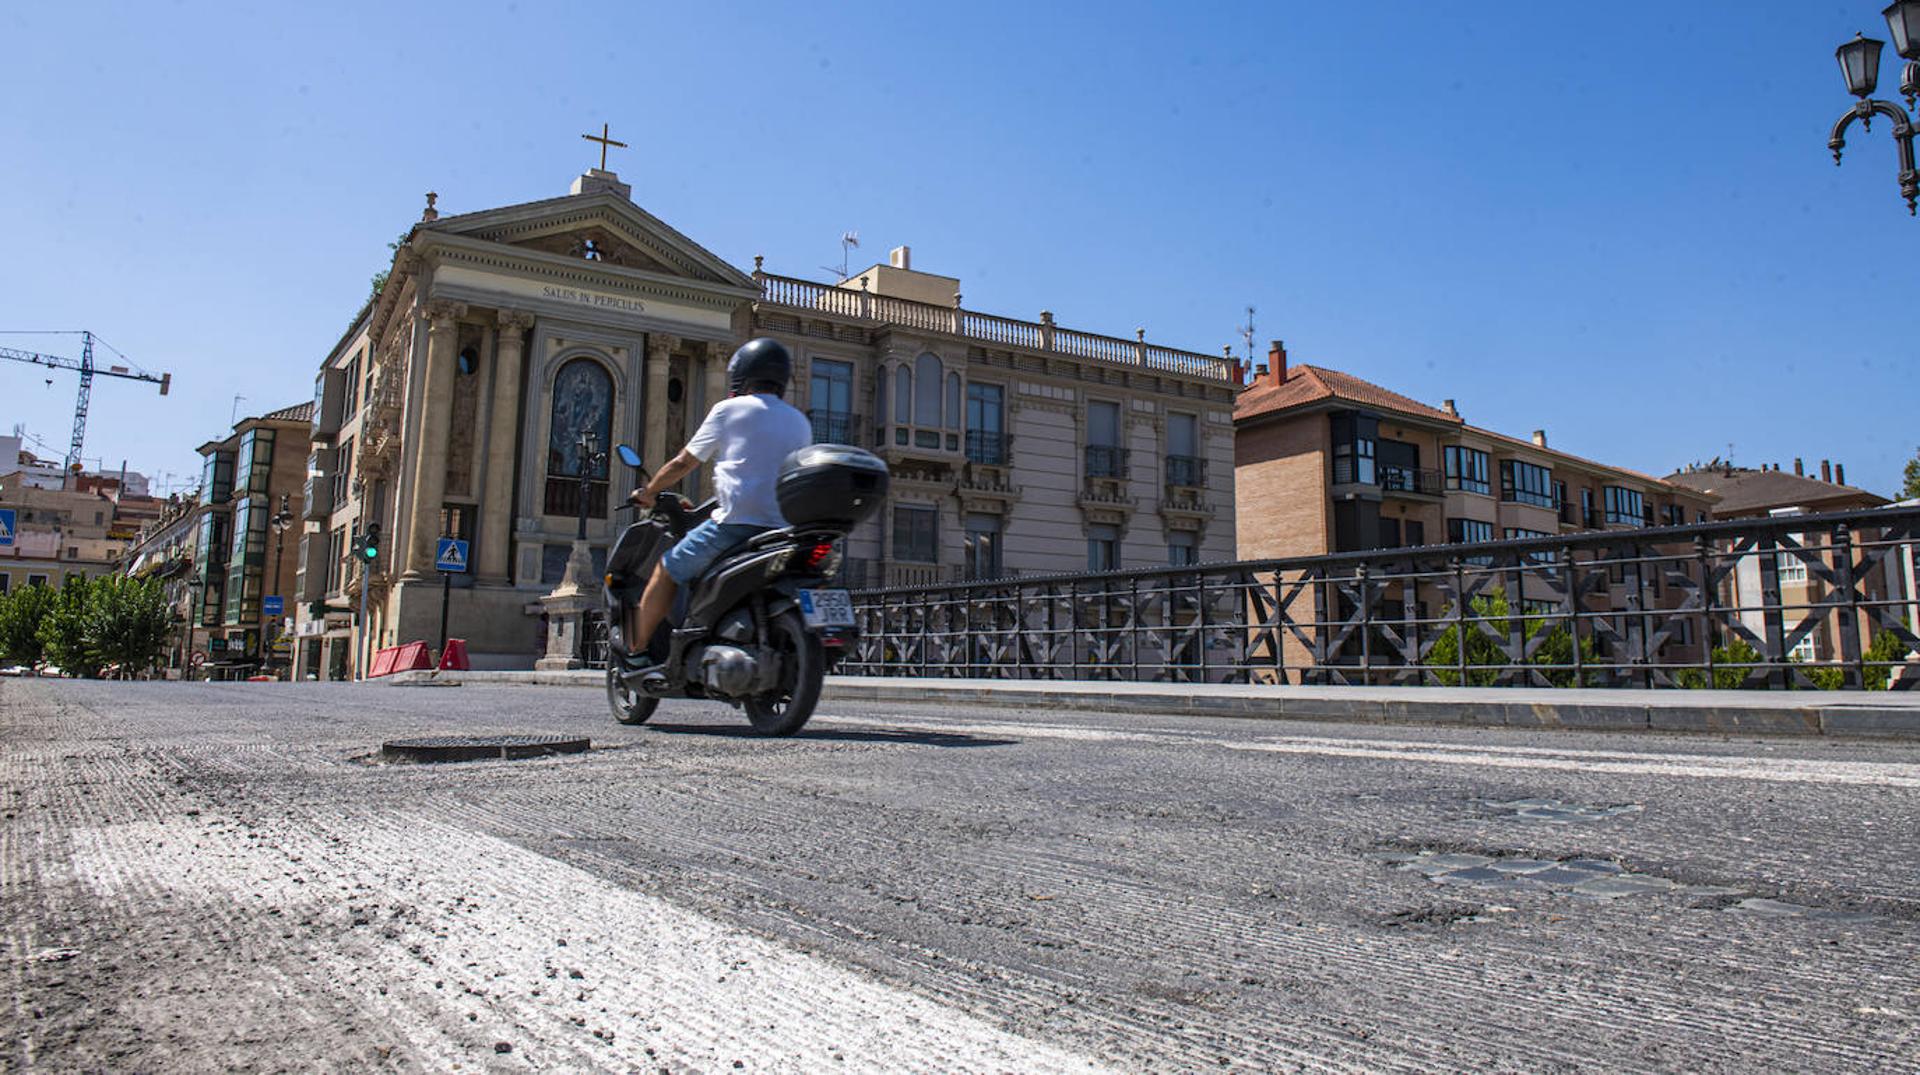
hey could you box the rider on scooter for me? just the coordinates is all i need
[623,337,813,665]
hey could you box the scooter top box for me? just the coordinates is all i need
[777,444,889,528]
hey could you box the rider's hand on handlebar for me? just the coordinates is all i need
[628,488,655,510]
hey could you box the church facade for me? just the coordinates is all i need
[290,166,1239,675]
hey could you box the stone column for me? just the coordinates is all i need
[643,335,674,476]
[478,310,533,585]
[698,341,732,500]
[404,300,466,578]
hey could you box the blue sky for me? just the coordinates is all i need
[2,1,1914,498]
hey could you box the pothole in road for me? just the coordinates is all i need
[1372,849,1887,923]
[376,735,592,764]
[1481,798,1644,823]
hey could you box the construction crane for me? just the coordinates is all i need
[0,331,170,485]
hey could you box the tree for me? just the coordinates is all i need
[1674,637,1764,690]
[84,575,174,679]
[1903,446,1920,500]
[37,576,100,678]
[0,584,56,670]
[1422,587,1596,687]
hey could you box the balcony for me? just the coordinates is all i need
[1380,465,1443,497]
[543,477,608,520]
[1164,454,1207,489]
[808,409,862,445]
[1085,445,1130,480]
[965,430,1010,466]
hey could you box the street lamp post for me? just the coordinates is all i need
[183,575,204,680]
[1828,4,1920,213]
[575,429,606,542]
[269,493,294,678]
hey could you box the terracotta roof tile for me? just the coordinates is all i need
[1234,364,1460,425]
[1663,467,1888,515]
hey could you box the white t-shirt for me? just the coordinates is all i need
[684,393,813,527]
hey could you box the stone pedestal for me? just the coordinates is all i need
[534,539,597,671]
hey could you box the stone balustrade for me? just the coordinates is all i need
[756,272,1235,383]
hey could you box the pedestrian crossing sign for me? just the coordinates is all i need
[435,537,470,573]
[0,508,13,547]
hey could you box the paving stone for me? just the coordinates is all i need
[1562,858,1623,874]
[1423,853,1495,871]
[1573,875,1675,899]
[1733,898,1812,917]
[1434,866,1510,884]
[1488,859,1558,874]
[1521,867,1604,887]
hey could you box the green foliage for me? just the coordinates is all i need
[1421,587,1595,687]
[1864,629,1915,690]
[37,576,99,678]
[83,575,174,678]
[1902,446,1920,500]
[1673,637,1764,690]
[0,583,56,668]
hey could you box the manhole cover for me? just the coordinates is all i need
[380,735,590,764]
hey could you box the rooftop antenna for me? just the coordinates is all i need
[231,394,247,425]
[820,230,859,281]
[1239,306,1257,384]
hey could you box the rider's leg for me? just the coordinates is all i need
[631,560,677,657]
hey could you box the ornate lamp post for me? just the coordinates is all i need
[1828,4,1920,213]
[268,493,294,676]
[574,429,606,541]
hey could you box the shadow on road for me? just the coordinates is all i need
[641,722,1016,748]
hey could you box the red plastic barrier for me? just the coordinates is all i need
[437,638,470,671]
[367,642,433,678]
[367,647,398,679]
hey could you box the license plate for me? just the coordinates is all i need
[798,588,854,628]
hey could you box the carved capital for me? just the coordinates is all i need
[647,334,677,362]
[425,299,468,331]
[496,309,535,334]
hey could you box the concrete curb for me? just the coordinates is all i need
[383,670,1920,739]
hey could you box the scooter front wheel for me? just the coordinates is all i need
[607,663,660,725]
[742,610,822,737]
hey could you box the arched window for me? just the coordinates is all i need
[875,366,888,426]
[945,372,962,431]
[544,358,614,516]
[914,353,944,426]
[894,365,913,429]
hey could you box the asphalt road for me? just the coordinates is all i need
[4,679,1918,1073]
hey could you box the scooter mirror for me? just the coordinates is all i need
[615,444,642,469]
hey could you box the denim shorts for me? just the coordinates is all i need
[661,520,770,586]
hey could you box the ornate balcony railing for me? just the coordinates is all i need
[756,271,1236,382]
[1085,445,1129,480]
[966,430,1009,465]
[543,477,608,519]
[1164,454,1207,488]
[838,505,1920,690]
[809,410,861,445]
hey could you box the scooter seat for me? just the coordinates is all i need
[743,527,798,550]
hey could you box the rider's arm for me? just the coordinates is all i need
[629,448,702,508]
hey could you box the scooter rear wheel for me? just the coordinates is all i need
[741,610,822,737]
[607,663,659,725]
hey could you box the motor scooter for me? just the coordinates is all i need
[602,442,888,735]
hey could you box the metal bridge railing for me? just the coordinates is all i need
[839,505,1920,690]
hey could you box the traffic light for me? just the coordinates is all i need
[360,522,381,562]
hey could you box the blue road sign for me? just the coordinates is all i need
[435,537,470,574]
[0,508,13,548]
[262,595,284,617]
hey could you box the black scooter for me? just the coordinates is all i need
[602,442,888,736]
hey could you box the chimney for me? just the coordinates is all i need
[1821,459,1832,482]
[1268,339,1287,383]
[1794,457,1803,476]
[1531,429,1547,448]
[1836,462,1846,486]
[1442,399,1459,418]
[889,245,911,270]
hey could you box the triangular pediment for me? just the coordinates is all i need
[424,190,755,291]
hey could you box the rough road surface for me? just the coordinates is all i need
[4,679,1917,1072]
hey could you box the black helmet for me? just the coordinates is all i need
[727,337,792,396]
